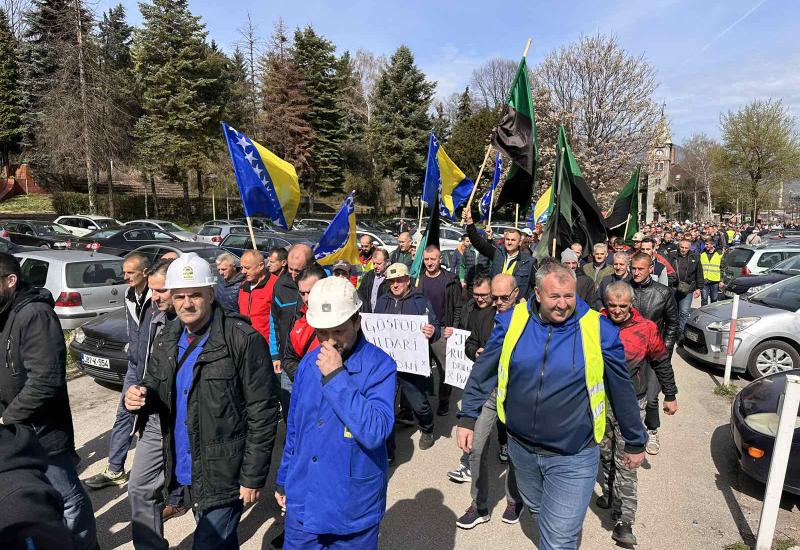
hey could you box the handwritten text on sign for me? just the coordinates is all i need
[360,313,430,376]
[445,328,473,389]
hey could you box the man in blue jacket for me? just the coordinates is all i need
[275,276,396,549]
[457,262,647,550]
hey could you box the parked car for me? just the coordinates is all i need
[15,250,127,330]
[0,219,74,249]
[131,241,226,265]
[72,227,179,256]
[69,308,128,385]
[124,219,196,242]
[220,233,292,257]
[295,218,333,232]
[54,215,122,237]
[724,255,800,298]
[195,224,250,245]
[0,236,37,254]
[721,242,800,289]
[683,275,800,379]
[358,229,398,254]
[730,368,800,495]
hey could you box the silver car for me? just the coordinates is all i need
[682,275,800,379]
[15,250,127,330]
[195,224,250,245]
[124,219,196,242]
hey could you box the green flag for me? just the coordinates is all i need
[604,165,641,242]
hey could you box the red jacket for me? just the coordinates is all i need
[237,274,275,344]
[283,305,319,381]
[601,307,677,400]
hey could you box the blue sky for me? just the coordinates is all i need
[97,0,799,144]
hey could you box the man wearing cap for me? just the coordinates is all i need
[631,232,644,252]
[358,249,391,313]
[375,262,440,450]
[332,260,358,287]
[463,208,536,298]
[275,277,396,549]
[561,249,595,304]
[124,253,280,549]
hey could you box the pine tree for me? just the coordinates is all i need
[447,106,501,188]
[456,86,473,123]
[257,20,314,202]
[293,26,345,198]
[431,102,450,143]
[0,8,23,174]
[368,45,434,217]
[225,47,251,131]
[132,0,222,219]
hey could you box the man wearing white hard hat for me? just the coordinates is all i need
[125,253,280,549]
[275,276,396,549]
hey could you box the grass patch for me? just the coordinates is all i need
[724,537,798,550]
[714,383,739,399]
[0,193,55,213]
[723,543,749,550]
[64,329,80,377]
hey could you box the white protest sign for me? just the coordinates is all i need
[360,313,430,376]
[444,328,473,389]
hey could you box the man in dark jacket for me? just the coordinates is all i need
[600,281,678,546]
[463,208,536,298]
[390,231,414,268]
[375,262,440,451]
[125,253,280,549]
[629,252,678,457]
[214,252,244,312]
[458,235,492,294]
[413,245,462,416]
[582,243,614,289]
[358,248,391,313]
[562,249,595,303]
[594,253,632,310]
[0,252,97,550]
[668,238,703,335]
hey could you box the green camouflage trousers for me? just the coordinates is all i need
[600,397,647,523]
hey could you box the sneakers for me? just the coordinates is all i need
[447,464,472,483]
[498,444,509,464]
[84,465,128,489]
[395,408,415,427]
[501,502,523,524]
[612,520,637,545]
[419,432,436,450]
[646,429,660,455]
[456,504,490,529]
[436,400,450,416]
[162,504,189,522]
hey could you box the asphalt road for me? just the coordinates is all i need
[71,350,800,549]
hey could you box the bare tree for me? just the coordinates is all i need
[353,49,385,122]
[470,58,517,109]
[2,0,30,39]
[681,134,719,220]
[535,34,660,203]
[236,13,262,137]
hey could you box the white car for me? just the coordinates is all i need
[124,219,196,242]
[54,215,122,237]
[358,230,398,254]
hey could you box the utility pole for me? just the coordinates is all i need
[74,0,96,214]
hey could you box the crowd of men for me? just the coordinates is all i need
[0,211,780,549]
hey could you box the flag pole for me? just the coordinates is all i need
[522,37,532,58]
[245,216,258,251]
[465,144,493,213]
[487,181,496,228]
[551,143,563,258]
[515,204,520,229]
[417,196,424,234]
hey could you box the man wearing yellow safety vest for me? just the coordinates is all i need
[457,262,647,550]
[700,239,723,305]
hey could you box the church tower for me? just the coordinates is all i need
[642,111,675,222]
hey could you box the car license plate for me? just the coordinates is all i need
[686,329,700,343]
[81,353,110,369]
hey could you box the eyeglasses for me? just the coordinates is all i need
[492,290,517,303]
[473,291,491,300]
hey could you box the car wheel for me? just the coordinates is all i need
[747,340,799,379]
[39,244,50,249]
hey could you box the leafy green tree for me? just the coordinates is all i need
[293,26,345,198]
[0,8,22,174]
[447,106,500,185]
[368,45,434,217]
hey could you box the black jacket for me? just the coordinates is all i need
[0,424,73,550]
[594,272,632,310]
[459,299,497,361]
[466,223,537,298]
[0,284,75,456]
[138,305,280,512]
[575,270,596,305]
[389,248,414,268]
[668,250,703,293]
[631,277,679,351]
[357,270,391,314]
[460,247,492,286]
[270,271,300,361]
[412,269,462,328]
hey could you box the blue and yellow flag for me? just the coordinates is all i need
[479,152,502,222]
[422,131,473,221]
[533,184,553,226]
[314,191,360,267]
[222,122,300,230]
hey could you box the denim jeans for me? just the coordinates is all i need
[108,389,136,473]
[508,440,599,550]
[701,281,719,306]
[44,451,98,550]
[192,500,244,550]
[676,290,693,334]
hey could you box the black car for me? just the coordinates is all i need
[731,368,800,495]
[73,227,179,257]
[131,241,226,264]
[0,219,74,249]
[725,254,800,297]
[69,307,128,385]
[220,232,292,257]
[0,236,37,254]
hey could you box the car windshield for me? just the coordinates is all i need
[160,222,185,232]
[94,219,122,229]
[748,276,800,312]
[36,223,72,236]
[725,248,754,268]
[198,226,222,236]
[66,260,125,288]
[770,255,800,273]
[87,229,119,239]
[190,247,224,264]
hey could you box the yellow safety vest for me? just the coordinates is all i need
[700,252,722,282]
[502,255,518,275]
[496,302,607,443]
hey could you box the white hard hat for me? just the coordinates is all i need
[165,252,217,289]
[306,276,362,329]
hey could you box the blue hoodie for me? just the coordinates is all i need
[458,298,647,455]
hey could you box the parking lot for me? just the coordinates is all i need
[70,348,800,549]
